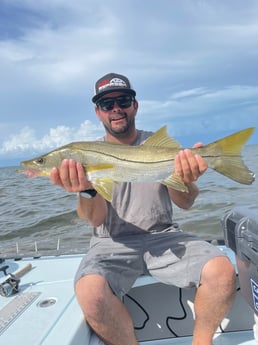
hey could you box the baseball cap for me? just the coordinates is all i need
[92,73,136,103]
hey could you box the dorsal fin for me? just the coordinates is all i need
[143,126,181,149]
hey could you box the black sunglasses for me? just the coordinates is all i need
[96,95,134,111]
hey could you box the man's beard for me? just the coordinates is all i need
[104,114,135,137]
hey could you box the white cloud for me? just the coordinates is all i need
[0,1,121,95]
[171,88,207,100]
[1,84,257,162]
[0,120,104,157]
[1,0,258,164]
[140,85,258,118]
[1,127,36,152]
[137,85,258,139]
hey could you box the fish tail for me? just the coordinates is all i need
[204,127,255,184]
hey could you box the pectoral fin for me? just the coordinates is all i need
[162,174,189,193]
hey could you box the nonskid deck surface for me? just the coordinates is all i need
[90,330,257,345]
[140,330,256,344]
[0,246,257,345]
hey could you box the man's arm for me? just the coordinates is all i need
[168,181,199,210]
[77,193,107,227]
[50,159,107,227]
[168,145,207,209]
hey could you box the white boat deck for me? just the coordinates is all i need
[0,247,257,345]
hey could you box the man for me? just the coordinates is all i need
[50,73,236,345]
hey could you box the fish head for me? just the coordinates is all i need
[20,150,65,178]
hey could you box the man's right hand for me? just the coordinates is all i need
[50,159,94,193]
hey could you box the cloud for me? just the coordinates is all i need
[1,0,258,164]
[1,83,257,161]
[0,1,133,106]
[2,0,257,94]
[0,120,104,158]
[137,85,258,140]
[140,85,258,119]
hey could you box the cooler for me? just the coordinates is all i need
[222,205,258,315]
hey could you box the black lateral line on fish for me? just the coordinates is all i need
[82,149,242,163]
[80,149,173,164]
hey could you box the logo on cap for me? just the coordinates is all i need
[92,73,136,103]
[98,78,127,92]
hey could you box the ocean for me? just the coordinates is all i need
[0,145,257,258]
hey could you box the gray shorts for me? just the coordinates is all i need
[74,230,225,299]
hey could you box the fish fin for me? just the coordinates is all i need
[143,126,181,149]
[85,164,114,173]
[162,174,189,193]
[93,178,115,202]
[204,127,255,184]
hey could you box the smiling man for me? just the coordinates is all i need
[93,73,139,142]
[50,73,236,345]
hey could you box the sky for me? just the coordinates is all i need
[0,0,258,166]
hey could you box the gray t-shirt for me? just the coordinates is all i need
[94,130,175,238]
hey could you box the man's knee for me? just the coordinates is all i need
[75,274,112,321]
[200,256,236,291]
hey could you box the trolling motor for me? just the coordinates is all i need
[0,263,32,297]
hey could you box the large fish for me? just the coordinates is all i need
[19,126,255,201]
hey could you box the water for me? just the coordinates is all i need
[0,145,257,257]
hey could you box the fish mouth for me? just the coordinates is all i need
[18,167,41,178]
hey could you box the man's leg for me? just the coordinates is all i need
[192,256,236,345]
[75,274,139,345]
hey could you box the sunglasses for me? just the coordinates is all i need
[96,95,134,111]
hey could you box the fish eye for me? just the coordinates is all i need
[35,157,45,165]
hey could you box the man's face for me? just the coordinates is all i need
[95,92,138,137]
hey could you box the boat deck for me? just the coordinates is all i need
[0,247,257,345]
[142,332,256,344]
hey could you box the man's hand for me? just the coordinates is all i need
[50,159,93,192]
[50,159,107,226]
[174,143,208,184]
[169,143,208,209]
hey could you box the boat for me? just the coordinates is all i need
[1,205,258,345]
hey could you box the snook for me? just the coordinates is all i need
[20,126,255,201]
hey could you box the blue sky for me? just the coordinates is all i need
[0,0,258,166]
